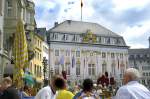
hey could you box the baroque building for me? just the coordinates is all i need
[0,0,35,81]
[129,37,150,88]
[0,0,5,81]
[47,20,129,85]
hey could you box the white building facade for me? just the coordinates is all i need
[48,20,129,85]
[1,0,35,80]
[0,0,5,81]
[129,38,150,88]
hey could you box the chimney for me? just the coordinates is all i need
[67,20,71,24]
[54,22,58,27]
[149,37,150,48]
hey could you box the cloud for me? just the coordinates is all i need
[34,0,61,28]
[34,0,150,48]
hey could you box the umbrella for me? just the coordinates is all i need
[23,73,35,86]
[13,19,28,88]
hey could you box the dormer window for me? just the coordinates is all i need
[54,33,58,40]
[73,35,79,42]
[63,34,68,41]
[116,38,121,44]
[107,38,110,44]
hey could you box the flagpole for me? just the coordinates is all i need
[81,0,83,21]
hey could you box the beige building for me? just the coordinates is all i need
[29,33,44,83]
[1,0,35,80]
[0,0,5,81]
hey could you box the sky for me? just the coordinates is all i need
[33,0,150,48]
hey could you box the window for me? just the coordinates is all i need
[66,63,70,75]
[55,50,59,56]
[40,41,41,47]
[27,11,30,24]
[143,72,145,76]
[66,50,70,56]
[111,63,115,76]
[76,63,80,76]
[65,35,68,40]
[98,37,101,43]
[40,66,42,77]
[30,62,32,73]
[55,64,59,74]
[102,63,107,74]
[34,64,36,75]
[120,67,125,78]
[40,54,41,61]
[36,65,40,77]
[0,31,1,49]
[116,38,120,44]
[63,34,68,41]
[107,38,110,44]
[76,51,80,57]
[102,37,105,44]
[30,13,34,24]
[120,53,123,59]
[54,33,58,40]
[73,35,79,42]
[102,52,106,58]
[146,73,148,76]
[7,0,13,17]
[38,53,39,60]
[111,53,115,58]
[88,64,95,76]
[149,72,150,76]
[0,0,2,15]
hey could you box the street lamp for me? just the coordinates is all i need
[42,57,48,86]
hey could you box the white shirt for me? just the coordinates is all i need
[35,86,56,99]
[115,81,150,99]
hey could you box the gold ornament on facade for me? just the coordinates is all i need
[83,30,97,43]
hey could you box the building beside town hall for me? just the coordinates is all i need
[47,20,129,85]
[128,37,150,88]
[0,0,5,81]
[0,0,35,81]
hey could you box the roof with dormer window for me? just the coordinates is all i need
[48,20,121,37]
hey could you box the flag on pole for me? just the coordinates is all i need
[118,58,120,69]
[13,19,28,88]
[84,57,85,68]
[81,0,83,7]
[72,56,75,68]
[59,55,64,65]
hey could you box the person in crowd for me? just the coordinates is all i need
[21,85,30,97]
[35,75,61,99]
[74,78,99,99]
[115,68,150,99]
[55,77,74,99]
[73,85,80,95]
[0,77,20,99]
[0,84,3,96]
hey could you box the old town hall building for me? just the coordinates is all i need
[47,20,129,85]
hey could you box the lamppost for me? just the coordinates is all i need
[42,57,48,86]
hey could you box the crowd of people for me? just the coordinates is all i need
[0,68,150,99]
